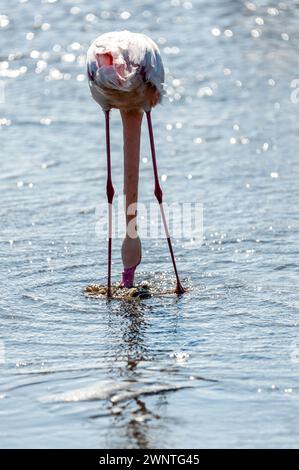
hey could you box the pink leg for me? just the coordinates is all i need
[146,111,185,294]
[104,110,115,297]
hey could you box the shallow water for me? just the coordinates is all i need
[1,0,299,449]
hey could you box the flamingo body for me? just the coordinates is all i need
[86,31,185,295]
[87,30,165,111]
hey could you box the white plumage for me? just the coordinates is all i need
[87,30,165,111]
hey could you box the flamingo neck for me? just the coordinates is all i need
[120,109,143,232]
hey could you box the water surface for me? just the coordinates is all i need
[1,0,299,448]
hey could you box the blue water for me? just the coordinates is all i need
[1,0,299,448]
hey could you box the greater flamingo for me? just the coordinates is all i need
[87,30,185,297]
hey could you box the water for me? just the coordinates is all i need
[1,0,299,448]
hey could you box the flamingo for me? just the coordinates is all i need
[87,30,185,297]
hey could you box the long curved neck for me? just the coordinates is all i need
[120,109,143,232]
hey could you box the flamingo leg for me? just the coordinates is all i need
[146,111,185,294]
[104,110,115,297]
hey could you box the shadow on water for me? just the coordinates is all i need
[78,291,212,448]
[103,299,180,449]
